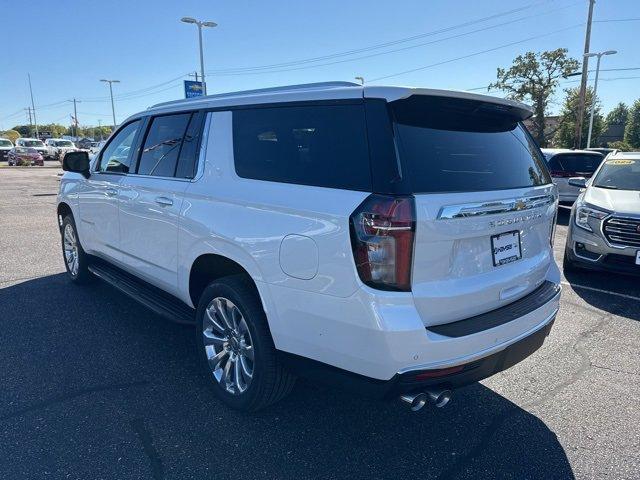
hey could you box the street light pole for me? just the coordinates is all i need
[584,50,617,148]
[181,17,217,96]
[355,76,364,85]
[67,98,81,139]
[100,79,120,129]
[574,0,596,149]
[27,73,39,138]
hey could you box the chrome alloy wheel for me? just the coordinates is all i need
[63,223,79,276]
[203,297,254,395]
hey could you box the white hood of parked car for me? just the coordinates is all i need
[584,186,640,215]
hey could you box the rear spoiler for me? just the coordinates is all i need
[364,86,534,121]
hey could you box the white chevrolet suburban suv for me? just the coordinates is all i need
[57,82,561,412]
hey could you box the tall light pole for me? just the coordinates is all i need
[574,0,596,149]
[100,79,120,129]
[67,98,81,139]
[355,76,364,85]
[584,50,617,148]
[27,73,39,138]
[181,17,217,95]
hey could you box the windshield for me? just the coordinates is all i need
[391,95,551,193]
[22,140,44,147]
[55,140,74,147]
[0,140,12,147]
[593,158,640,191]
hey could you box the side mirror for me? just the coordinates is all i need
[568,177,587,188]
[63,151,90,178]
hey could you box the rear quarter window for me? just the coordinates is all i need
[232,103,372,191]
[391,96,551,193]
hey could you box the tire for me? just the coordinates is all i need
[61,215,93,284]
[196,275,295,411]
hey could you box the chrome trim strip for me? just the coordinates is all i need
[438,194,555,220]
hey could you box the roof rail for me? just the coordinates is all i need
[148,81,361,110]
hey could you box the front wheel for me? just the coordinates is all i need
[61,215,93,284]
[196,276,295,411]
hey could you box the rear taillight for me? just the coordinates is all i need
[349,194,415,291]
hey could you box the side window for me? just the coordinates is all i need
[232,104,372,191]
[137,113,191,177]
[175,112,205,179]
[98,120,141,173]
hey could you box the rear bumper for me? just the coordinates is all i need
[279,317,555,399]
[264,262,561,381]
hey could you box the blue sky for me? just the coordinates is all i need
[2,0,638,130]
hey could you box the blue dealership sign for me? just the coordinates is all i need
[184,80,205,98]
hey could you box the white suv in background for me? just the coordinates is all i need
[45,138,77,161]
[57,82,561,412]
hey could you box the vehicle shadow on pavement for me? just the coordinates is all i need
[563,268,640,322]
[0,274,574,480]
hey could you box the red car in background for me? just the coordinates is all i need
[7,147,44,166]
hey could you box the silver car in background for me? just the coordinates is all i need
[542,149,604,204]
[564,152,640,274]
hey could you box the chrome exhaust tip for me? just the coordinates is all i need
[400,393,428,411]
[426,389,452,408]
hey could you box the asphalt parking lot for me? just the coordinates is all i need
[1,167,638,480]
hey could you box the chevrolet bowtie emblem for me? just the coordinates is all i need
[514,200,527,210]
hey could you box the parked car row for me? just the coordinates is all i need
[0,137,83,165]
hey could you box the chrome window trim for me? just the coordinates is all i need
[437,194,555,220]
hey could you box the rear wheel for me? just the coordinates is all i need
[196,275,295,411]
[61,215,93,284]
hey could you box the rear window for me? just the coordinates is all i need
[547,153,603,174]
[233,104,371,191]
[391,96,551,193]
[0,140,12,147]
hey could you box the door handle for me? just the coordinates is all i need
[105,188,117,196]
[155,196,173,206]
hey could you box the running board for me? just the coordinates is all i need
[88,261,195,325]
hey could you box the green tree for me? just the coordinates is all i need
[605,102,629,129]
[0,130,20,143]
[12,125,34,137]
[608,140,631,151]
[489,48,579,147]
[553,87,603,148]
[624,99,640,148]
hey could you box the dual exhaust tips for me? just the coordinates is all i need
[400,389,452,411]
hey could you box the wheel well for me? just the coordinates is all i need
[57,203,72,231]
[189,254,256,307]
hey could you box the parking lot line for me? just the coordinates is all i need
[561,280,640,302]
